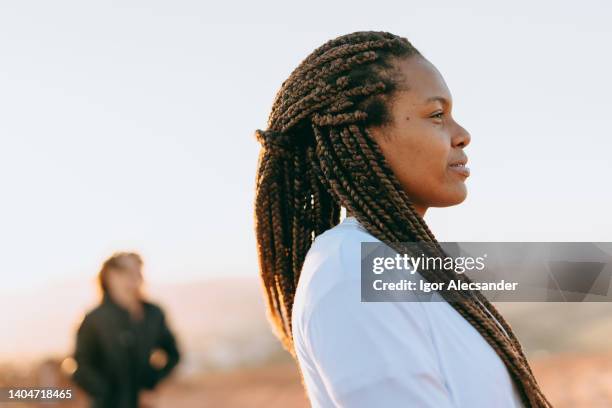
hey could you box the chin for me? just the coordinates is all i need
[434,185,468,207]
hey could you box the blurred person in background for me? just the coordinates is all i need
[71,252,180,408]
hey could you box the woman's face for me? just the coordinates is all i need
[107,257,143,302]
[368,55,471,217]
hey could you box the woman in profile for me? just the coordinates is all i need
[72,252,180,408]
[253,31,552,407]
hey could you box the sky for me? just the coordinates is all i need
[0,0,611,293]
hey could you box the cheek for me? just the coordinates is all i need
[107,277,126,294]
[381,131,446,184]
[128,275,142,289]
[378,130,465,206]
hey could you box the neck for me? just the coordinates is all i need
[412,204,428,218]
[107,293,144,320]
[107,291,141,309]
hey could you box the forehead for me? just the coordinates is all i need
[391,56,452,105]
[114,255,141,270]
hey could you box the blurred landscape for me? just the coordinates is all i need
[1,277,612,407]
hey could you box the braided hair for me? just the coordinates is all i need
[253,31,552,408]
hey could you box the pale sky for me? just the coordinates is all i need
[1,0,610,292]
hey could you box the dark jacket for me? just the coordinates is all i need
[72,295,180,408]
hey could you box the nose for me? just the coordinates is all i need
[452,121,471,148]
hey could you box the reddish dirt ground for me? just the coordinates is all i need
[155,362,309,408]
[154,353,612,408]
[530,352,612,408]
[5,353,612,407]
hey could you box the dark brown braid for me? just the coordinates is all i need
[253,31,552,408]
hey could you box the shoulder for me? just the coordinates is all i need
[78,304,107,333]
[293,220,429,338]
[292,241,441,402]
[303,220,379,285]
[294,221,378,318]
[84,301,109,321]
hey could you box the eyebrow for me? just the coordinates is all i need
[424,96,451,107]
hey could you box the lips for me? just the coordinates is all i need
[449,157,468,167]
[449,157,470,177]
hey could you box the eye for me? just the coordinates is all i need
[430,111,444,119]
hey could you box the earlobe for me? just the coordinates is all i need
[367,125,392,146]
[366,126,382,143]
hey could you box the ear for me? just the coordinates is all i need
[367,124,393,146]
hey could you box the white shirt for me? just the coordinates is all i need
[292,216,526,408]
